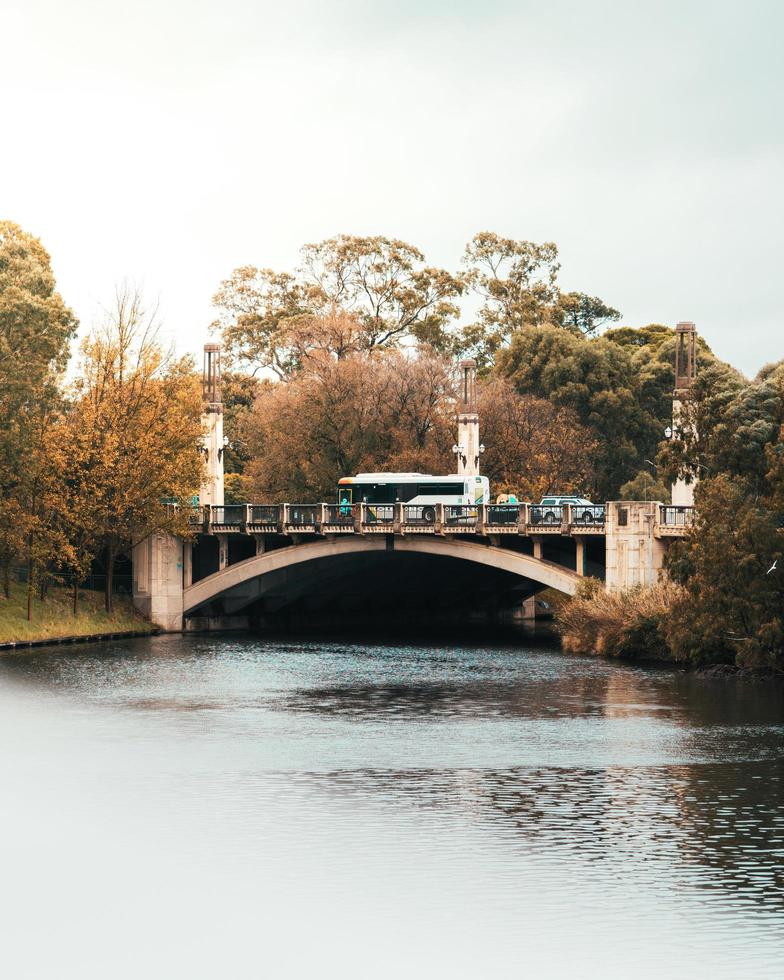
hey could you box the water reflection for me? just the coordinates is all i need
[0,632,783,978]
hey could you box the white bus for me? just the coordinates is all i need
[337,472,490,521]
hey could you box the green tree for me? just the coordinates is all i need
[666,475,783,668]
[619,470,670,503]
[555,292,621,336]
[459,232,621,368]
[496,324,659,498]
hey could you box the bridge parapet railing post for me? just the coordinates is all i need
[354,503,365,535]
[434,502,444,534]
[278,504,289,535]
[517,503,529,534]
[393,502,403,534]
[317,503,327,533]
[477,503,487,535]
[562,504,572,533]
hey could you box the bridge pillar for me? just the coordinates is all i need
[532,537,543,560]
[183,541,193,588]
[605,501,666,591]
[218,535,229,570]
[132,532,184,631]
[575,538,586,577]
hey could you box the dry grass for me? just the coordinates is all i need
[0,581,155,645]
[556,578,681,661]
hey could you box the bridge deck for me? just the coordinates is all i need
[194,502,693,538]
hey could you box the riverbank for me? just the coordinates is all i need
[0,582,156,648]
[555,578,783,675]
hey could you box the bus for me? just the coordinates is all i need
[337,472,490,522]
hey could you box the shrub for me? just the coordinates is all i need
[556,578,680,661]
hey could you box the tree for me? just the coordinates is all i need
[555,292,621,336]
[73,285,204,611]
[220,370,262,477]
[300,235,464,351]
[213,236,464,377]
[0,221,76,603]
[659,368,784,669]
[211,267,311,379]
[665,475,783,668]
[496,324,657,498]
[459,232,560,368]
[657,361,763,493]
[619,470,670,503]
[459,232,621,368]
[240,349,455,501]
[477,379,597,499]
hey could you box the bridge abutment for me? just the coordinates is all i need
[605,501,666,591]
[132,532,185,631]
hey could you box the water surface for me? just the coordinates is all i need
[0,633,782,978]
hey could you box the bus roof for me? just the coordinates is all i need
[339,473,474,483]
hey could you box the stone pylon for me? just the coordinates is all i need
[200,343,225,507]
[455,359,482,478]
[671,322,697,506]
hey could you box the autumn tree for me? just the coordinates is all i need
[73,286,204,611]
[0,221,76,600]
[240,350,454,501]
[477,379,598,499]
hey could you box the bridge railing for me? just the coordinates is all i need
[443,504,478,527]
[402,504,438,526]
[361,504,395,526]
[287,504,320,528]
[210,505,245,528]
[569,504,605,526]
[323,503,356,526]
[486,504,521,527]
[248,504,280,528]
[528,504,563,527]
[659,505,695,527]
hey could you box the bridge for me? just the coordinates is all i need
[133,499,694,631]
[131,342,699,632]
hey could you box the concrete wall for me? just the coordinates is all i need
[604,501,667,592]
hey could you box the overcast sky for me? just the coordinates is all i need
[2,0,782,376]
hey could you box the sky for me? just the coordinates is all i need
[1,0,782,377]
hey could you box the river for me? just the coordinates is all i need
[0,631,782,978]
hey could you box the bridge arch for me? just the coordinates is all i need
[183,536,581,619]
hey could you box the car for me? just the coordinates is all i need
[532,495,602,525]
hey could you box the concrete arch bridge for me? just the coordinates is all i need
[132,501,693,631]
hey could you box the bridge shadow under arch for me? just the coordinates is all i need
[184,537,582,628]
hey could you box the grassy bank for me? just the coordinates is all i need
[0,581,155,646]
[556,578,678,663]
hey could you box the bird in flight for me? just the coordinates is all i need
[766,559,778,575]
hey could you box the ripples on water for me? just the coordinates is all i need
[0,633,782,978]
